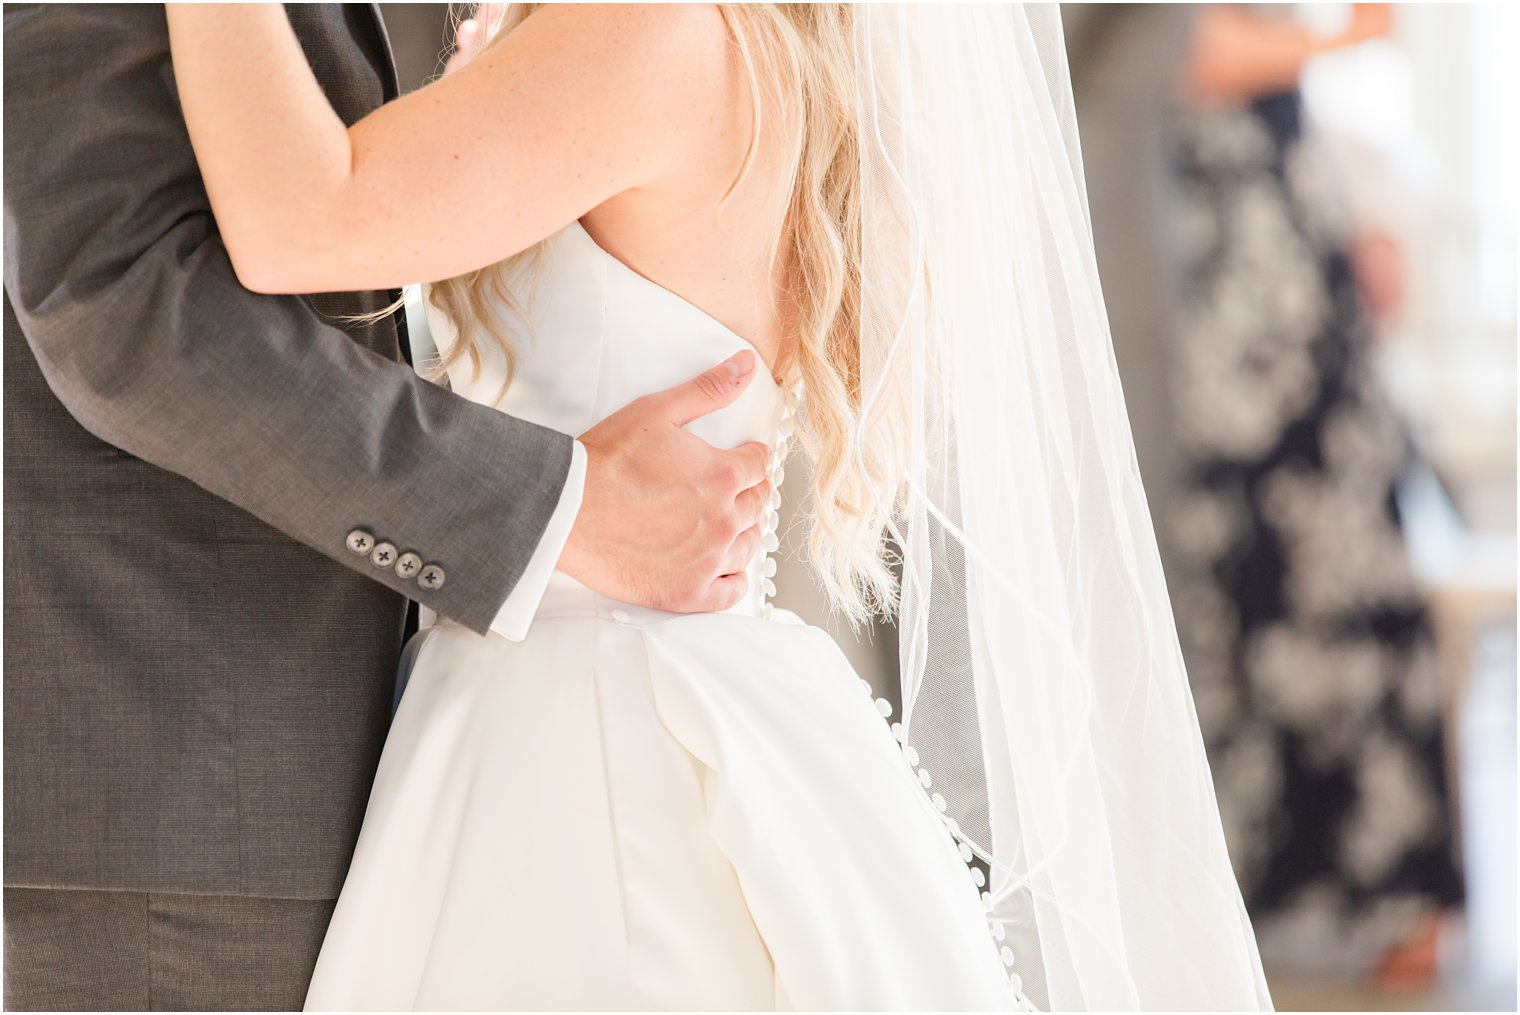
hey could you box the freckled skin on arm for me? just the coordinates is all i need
[165,3,736,294]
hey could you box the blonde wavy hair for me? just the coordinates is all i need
[430,3,903,621]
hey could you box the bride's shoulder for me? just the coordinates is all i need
[506,4,741,155]
[522,3,731,75]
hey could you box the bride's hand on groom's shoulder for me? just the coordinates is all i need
[560,351,773,615]
[442,3,507,78]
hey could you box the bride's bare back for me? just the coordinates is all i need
[575,8,793,371]
[169,2,791,370]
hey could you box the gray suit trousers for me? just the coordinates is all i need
[3,889,335,1011]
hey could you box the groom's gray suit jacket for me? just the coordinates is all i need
[3,4,573,899]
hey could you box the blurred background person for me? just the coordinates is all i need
[1166,2,1463,988]
[1063,2,1517,1006]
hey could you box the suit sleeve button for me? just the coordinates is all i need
[417,564,446,591]
[345,529,375,555]
[369,542,398,569]
[394,552,423,580]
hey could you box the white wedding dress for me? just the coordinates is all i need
[303,221,1019,1011]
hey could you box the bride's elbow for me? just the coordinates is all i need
[228,256,292,296]
[221,227,326,296]
[216,201,389,295]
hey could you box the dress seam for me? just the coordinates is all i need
[145,892,156,1010]
[583,224,612,434]
[589,616,634,949]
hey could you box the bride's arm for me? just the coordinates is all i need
[165,3,722,294]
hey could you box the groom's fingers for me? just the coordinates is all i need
[656,350,758,427]
[721,524,762,579]
[734,477,772,529]
[702,571,749,613]
[724,442,771,496]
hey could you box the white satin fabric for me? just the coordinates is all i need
[303,222,1016,1011]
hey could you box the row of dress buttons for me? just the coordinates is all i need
[759,386,1026,1005]
[758,388,798,620]
[345,528,446,591]
[768,384,1010,978]
[871,681,1026,1000]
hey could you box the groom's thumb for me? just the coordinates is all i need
[657,351,758,427]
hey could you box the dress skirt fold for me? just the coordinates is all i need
[304,610,1013,1011]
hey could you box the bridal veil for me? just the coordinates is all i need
[851,6,1273,1009]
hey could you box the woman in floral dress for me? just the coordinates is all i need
[1167,2,1464,983]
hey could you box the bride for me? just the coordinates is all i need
[166,3,1272,1010]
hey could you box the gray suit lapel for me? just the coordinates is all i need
[356,2,402,102]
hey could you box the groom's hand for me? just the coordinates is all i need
[561,351,774,613]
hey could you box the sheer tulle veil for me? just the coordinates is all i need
[852,6,1273,1009]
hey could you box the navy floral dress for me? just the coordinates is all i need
[1169,90,1464,972]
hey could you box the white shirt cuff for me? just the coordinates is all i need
[486,439,587,641]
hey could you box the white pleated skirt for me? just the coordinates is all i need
[303,604,1014,1011]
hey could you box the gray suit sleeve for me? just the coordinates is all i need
[2,4,573,635]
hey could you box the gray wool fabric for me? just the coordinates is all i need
[3,888,337,1011]
[3,1,573,909]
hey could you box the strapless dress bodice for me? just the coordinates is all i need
[423,221,791,623]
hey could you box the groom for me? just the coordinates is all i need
[2,5,770,1010]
